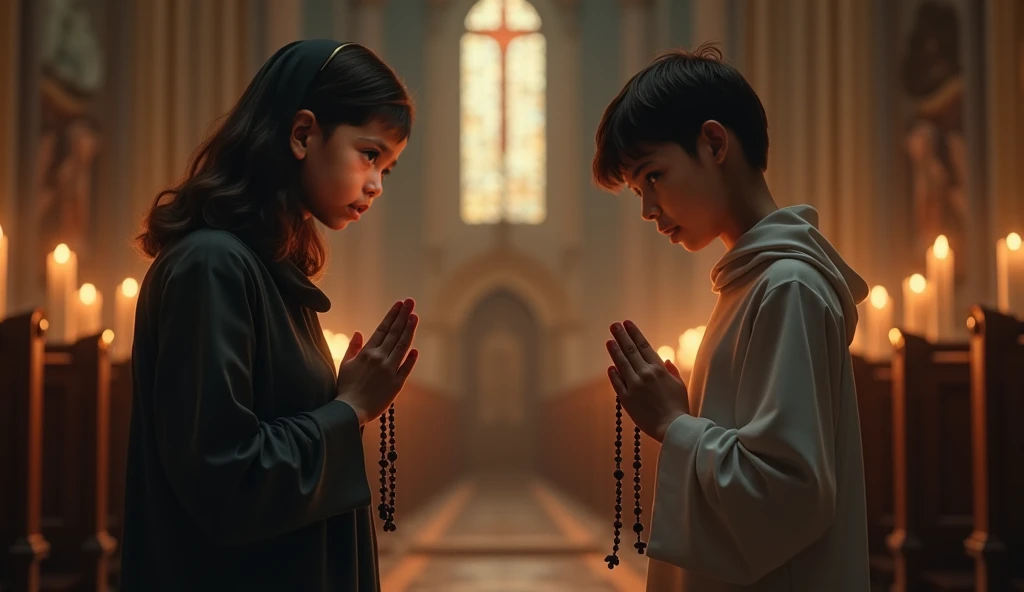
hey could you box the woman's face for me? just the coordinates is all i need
[291,112,407,230]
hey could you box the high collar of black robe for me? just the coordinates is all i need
[266,259,332,313]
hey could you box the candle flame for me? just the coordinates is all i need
[677,326,706,369]
[656,345,675,362]
[888,328,902,346]
[79,283,97,305]
[909,273,927,294]
[53,243,71,264]
[869,285,889,309]
[1007,232,1022,251]
[101,329,115,344]
[932,235,950,259]
[322,329,350,367]
[121,277,139,298]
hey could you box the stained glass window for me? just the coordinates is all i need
[461,0,546,225]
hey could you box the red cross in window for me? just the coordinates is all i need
[474,0,533,155]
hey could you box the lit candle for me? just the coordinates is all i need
[925,235,956,342]
[676,326,706,373]
[322,329,350,370]
[45,243,78,342]
[866,285,893,360]
[75,283,103,338]
[112,277,139,361]
[0,223,7,319]
[656,345,675,363]
[996,232,1024,315]
[901,273,931,336]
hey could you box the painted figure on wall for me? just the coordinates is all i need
[901,0,968,279]
[34,0,103,278]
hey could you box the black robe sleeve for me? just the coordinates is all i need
[149,245,371,547]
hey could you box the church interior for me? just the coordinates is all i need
[1,0,1023,590]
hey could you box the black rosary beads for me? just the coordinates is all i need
[632,424,646,554]
[606,397,646,569]
[378,404,397,531]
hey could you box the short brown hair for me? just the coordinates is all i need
[592,42,768,191]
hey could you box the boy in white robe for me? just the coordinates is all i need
[591,43,871,591]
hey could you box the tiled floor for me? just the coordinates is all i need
[378,475,647,592]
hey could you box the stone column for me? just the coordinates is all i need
[0,0,20,310]
[0,0,19,249]
[265,0,305,59]
[985,0,1023,239]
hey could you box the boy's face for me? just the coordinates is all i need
[623,127,729,252]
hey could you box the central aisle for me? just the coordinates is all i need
[377,475,648,592]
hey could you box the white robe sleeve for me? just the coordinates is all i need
[646,280,842,585]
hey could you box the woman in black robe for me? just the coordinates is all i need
[118,40,418,591]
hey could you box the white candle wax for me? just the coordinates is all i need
[925,235,956,342]
[0,224,7,319]
[867,285,893,360]
[996,233,1024,315]
[902,273,931,336]
[112,277,139,361]
[45,244,78,343]
[75,283,103,338]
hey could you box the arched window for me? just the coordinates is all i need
[460,0,546,225]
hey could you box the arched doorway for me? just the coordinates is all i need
[460,289,541,475]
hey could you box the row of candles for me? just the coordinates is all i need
[856,233,1024,360]
[0,229,139,360]
[648,233,1024,369]
[3,226,1022,367]
[44,243,140,359]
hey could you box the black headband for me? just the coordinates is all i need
[259,39,352,126]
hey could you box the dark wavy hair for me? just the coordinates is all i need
[592,42,768,192]
[136,43,414,278]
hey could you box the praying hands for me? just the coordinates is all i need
[605,321,690,443]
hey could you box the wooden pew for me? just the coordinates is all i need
[0,310,50,592]
[105,359,133,590]
[852,353,895,590]
[886,331,974,591]
[964,306,1024,592]
[39,335,116,592]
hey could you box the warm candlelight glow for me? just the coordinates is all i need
[869,285,889,309]
[677,325,706,372]
[54,243,71,264]
[121,277,139,298]
[112,276,140,360]
[46,244,78,342]
[75,282,102,338]
[926,235,956,340]
[933,235,950,259]
[323,329,351,368]
[864,285,894,360]
[79,283,97,305]
[102,329,115,344]
[997,233,1024,314]
[909,273,926,293]
[656,345,675,362]
[0,223,7,318]
[888,328,902,346]
[39,318,49,332]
